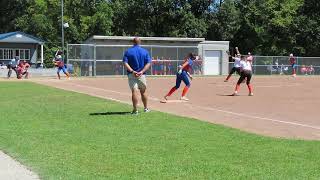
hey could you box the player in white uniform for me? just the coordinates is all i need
[232,56,254,96]
[225,47,242,82]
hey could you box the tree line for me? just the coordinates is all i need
[0,0,319,63]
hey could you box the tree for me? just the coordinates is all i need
[293,0,320,56]
[0,0,29,33]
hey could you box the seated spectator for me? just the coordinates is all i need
[308,65,315,75]
[300,65,308,75]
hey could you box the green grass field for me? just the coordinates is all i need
[0,82,319,179]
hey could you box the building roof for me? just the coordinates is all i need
[0,31,45,44]
[87,36,205,42]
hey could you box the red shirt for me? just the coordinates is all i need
[55,60,64,68]
[289,57,296,64]
[182,58,193,72]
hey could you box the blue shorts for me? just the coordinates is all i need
[291,64,297,68]
[175,71,190,88]
[57,66,67,74]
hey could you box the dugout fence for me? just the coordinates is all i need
[67,44,202,76]
[68,44,320,76]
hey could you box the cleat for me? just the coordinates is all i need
[131,110,139,115]
[224,80,228,82]
[249,93,253,96]
[180,96,189,101]
[232,93,239,96]
[144,108,150,113]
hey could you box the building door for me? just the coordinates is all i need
[203,50,221,75]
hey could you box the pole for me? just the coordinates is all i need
[61,0,64,61]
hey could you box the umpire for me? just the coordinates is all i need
[123,37,152,115]
[7,56,19,79]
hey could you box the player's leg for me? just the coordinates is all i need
[292,64,296,76]
[22,71,29,79]
[62,66,70,79]
[164,74,182,100]
[57,68,62,79]
[181,72,191,100]
[246,72,253,96]
[225,67,236,82]
[233,72,245,96]
[13,67,18,78]
[16,67,22,79]
[7,66,12,78]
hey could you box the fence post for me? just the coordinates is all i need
[66,44,69,65]
[253,55,256,75]
[150,46,153,75]
[93,45,96,77]
[122,47,125,76]
[296,56,299,76]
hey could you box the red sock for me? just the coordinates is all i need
[235,84,240,92]
[182,86,189,97]
[226,74,231,80]
[247,84,253,93]
[167,87,177,96]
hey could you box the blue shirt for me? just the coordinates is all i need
[123,45,151,74]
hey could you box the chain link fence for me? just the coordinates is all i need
[67,44,202,76]
[68,44,320,77]
[228,56,320,75]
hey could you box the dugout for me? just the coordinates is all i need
[0,32,44,65]
[68,36,229,76]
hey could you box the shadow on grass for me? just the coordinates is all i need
[89,112,132,116]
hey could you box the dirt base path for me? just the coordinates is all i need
[33,76,320,140]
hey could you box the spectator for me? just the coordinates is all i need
[300,65,307,75]
[308,65,315,75]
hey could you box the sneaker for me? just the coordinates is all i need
[231,92,239,96]
[180,96,189,101]
[164,95,168,100]
[144,108,150,113]
[249,93,254,96]
[131,110,138,115]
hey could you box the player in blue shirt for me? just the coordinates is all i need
[123,37,152,114]
[164,53,198,101]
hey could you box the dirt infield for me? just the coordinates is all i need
[33,76,320,140]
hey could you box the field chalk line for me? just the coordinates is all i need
[51,81,320,131]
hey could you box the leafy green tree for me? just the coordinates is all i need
[0,0,30,33]
[293,0,320,56]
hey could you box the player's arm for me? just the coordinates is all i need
[235,47,240,55]
[180,60,190,69]
[186,72,193,80]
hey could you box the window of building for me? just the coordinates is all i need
[0,48,30,60]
